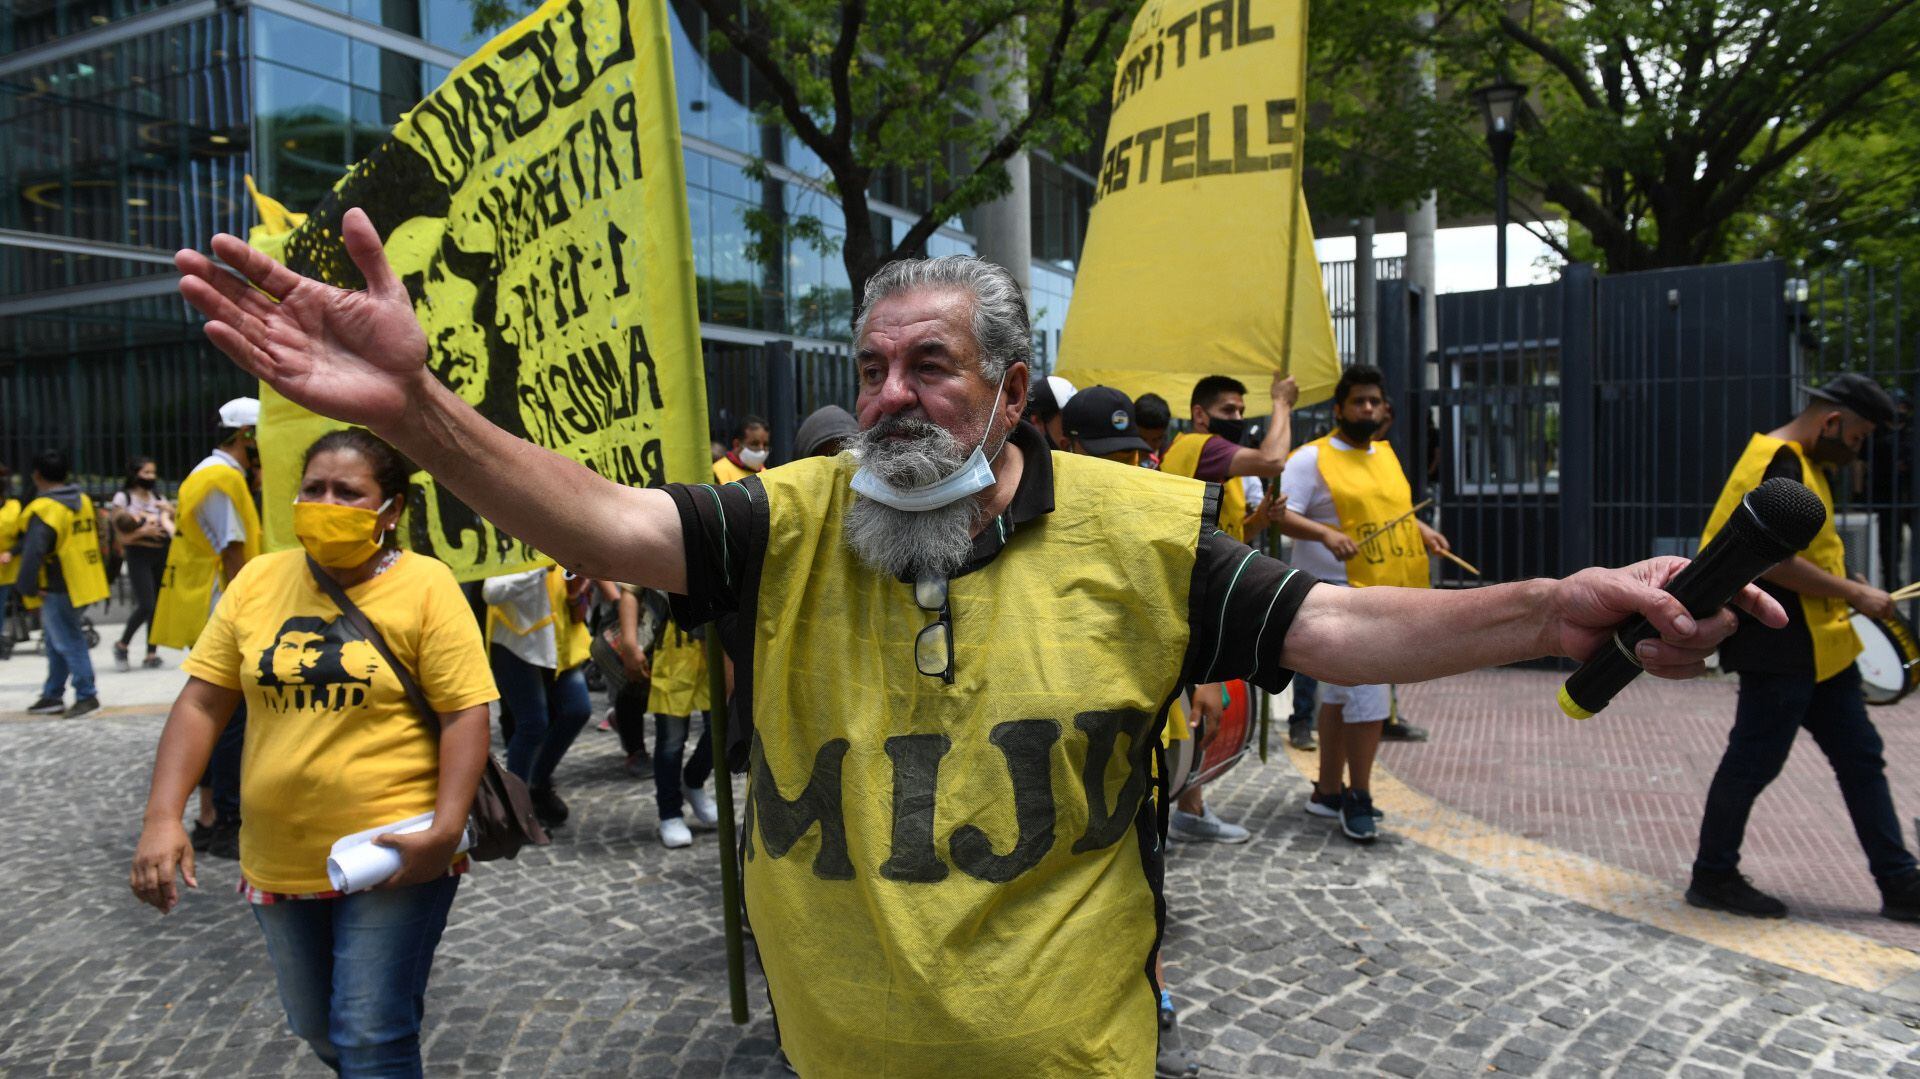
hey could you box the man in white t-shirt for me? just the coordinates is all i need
[1278,367,1446,842]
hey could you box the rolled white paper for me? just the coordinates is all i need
[325,811,472,893]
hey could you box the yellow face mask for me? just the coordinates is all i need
[292,498,392,569]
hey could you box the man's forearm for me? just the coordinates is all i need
[381,377,686,590]
[1282,579,1558,686]
[1761,555,1850,599]
[1277,509,1336,545]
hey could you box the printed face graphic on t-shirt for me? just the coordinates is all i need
[255,616,381,709]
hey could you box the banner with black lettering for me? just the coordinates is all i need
[251,0,708,580]
[1056,0,1339,413]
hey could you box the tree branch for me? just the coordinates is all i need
[861,7,1024,151]
[826,0,867,153]
[1496,12,1604,112]
[695,1,837,166]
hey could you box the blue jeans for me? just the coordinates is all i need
[37,591,95,700]
[490,646,592,787]
[1696,667,1918,882]
[251,874,459,1077]
[1290,674,1318,726]
[654,714,713,820]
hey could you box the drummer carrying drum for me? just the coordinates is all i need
[1688,373,1920,922]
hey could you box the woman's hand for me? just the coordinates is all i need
[129,819,197,914]
[373,825,464,889]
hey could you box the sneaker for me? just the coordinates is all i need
[189,821,217,853]
[1381,716,1428,742]
[142,653,164,669]
[529,785,570,829]
[113,643,131,672]
[1156,1002,1200,1078]
[1879,870,1920,922]
[658,816,693,849]
[25,696,64,715]
[596,707,614,732]
[1340,789,1379,843]
[1168,807,1251,844]
[205,819,241,861]
[1685,870,1787,918]
[1287,720,1317,751]
[1306,788,1343,818]
[624,750,652,778]
[64,696,99,718]
[685,786,720,827]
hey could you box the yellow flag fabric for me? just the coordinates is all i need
[1056,0,1339,414]
[249,0,709,581]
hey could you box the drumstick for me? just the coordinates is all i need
[1357,499,1435,550]
[1891,582,1920,602]
[1436,548,1481,576]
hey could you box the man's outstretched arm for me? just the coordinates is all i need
[174,208,684,590]
[1282,557,1789,687]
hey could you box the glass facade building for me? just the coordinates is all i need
[1,0,1095,477]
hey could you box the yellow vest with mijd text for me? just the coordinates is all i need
[747,451,1205,1077]
[0,498,23,587]
[1702,433,1860,682]
[1160,431,1246,541]
[1309,435,1428,589]
[22,494,109,608]
[152,460,261,649]
[646,621,711,716]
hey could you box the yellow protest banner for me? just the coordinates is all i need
[1056,0,1340,415]
[251,0,709,580]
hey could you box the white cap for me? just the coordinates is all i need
[218,397,260,428]
[1046,375,1077,408]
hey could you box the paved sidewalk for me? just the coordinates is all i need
[4,688,1920,1075]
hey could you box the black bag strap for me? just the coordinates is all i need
[306,555,438,728]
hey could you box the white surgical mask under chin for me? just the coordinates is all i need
[850,376,1008,514]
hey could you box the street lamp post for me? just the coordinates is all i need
[1472,82,1527,296]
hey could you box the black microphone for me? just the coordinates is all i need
[1557,477,1827,719]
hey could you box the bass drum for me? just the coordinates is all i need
[1853,612,1920,705]
[1166,679,1256,799]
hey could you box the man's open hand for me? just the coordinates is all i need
[1545,557,1788,679]
[174,207,428,433]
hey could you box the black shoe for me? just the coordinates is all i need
[1685,870,1787,918]
[64,696,99,718]
[1381,717,1428,742]
[1287,719,1317,751]
[205,819,241,861]
[25,696,64,715]
[623,751,652,778]
[1880,870,1920,922]
[530,785,570,828]
[1156,1003,1200,1079]
[189,821,217,853]
[1340,788,1379,843]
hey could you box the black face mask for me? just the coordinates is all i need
[1811,421,1859,468]
[1338,417,1383,444]
[132,476,155,489]
[1206,415,1247,445]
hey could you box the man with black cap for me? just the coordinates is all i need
[1025,374,1078,452]
[1061,385,1153,466]
[1688,372,1920,922]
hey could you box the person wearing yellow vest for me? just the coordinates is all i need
[1278,366,1449,844]
[180,227,1778,1076]
[152,397,264,861]
[483,564,603,828]
[15,449,110,718]
[1687,373,1920,924]
[0,463,24,661]
[648,614,718,849]
[712,415,770,485]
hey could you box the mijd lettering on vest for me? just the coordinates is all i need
[743,707,1158,884]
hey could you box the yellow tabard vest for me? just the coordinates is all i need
[152,460,261,649]
[1702,433,1860,681]
[485,566,592,671]
[647,622,711,715]
[1310,435,1427,589]
[1160,431,1246,541]
[748,451,1202,1077]
[0,498,23,587]
[22,494,109,608]
[712,456,757,485]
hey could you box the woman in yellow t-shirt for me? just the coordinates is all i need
[129,429,496,1076]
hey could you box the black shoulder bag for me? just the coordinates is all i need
[307,556,548,860]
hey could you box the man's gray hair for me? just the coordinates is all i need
[853,256,1032,381]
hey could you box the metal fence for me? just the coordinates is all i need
[1320,255,1406,366]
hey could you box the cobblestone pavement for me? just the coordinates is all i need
[5,686,1920,1076]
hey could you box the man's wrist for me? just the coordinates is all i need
[1528,578,1568,659]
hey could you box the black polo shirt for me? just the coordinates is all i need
[661,420,1318,764]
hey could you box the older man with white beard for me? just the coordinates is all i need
[173,210,1783,1077]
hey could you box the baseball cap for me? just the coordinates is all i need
[1805,373,1901,429]
[1028,374,1078,420]
[796,405,860,456]
[1062,385,1151,456]
[218,397,261,428]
